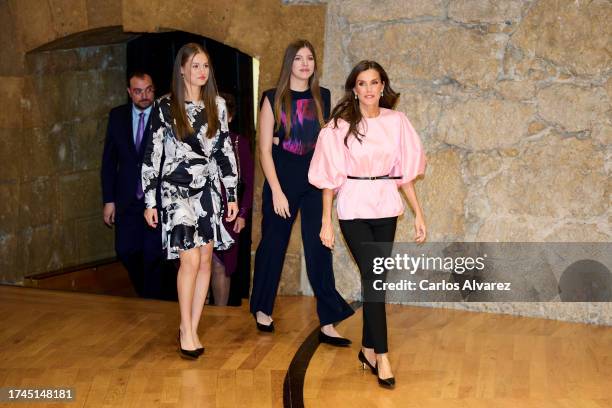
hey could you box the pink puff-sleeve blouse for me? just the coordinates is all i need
[308,108,426,220]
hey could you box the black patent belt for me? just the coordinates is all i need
[347,175,401,180]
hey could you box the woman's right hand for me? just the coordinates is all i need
[272,189,291,219]
[144,208,158,228]
[320,219,334,249]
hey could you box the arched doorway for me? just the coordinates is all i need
[20,27,255,304]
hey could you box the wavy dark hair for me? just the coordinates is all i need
[273,39,325,138]
[329,60,399,146]
[170,43,219,140]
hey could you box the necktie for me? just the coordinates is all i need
[135,112,145,152]
[135,112,144,200]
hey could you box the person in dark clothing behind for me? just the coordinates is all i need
[210,93,254,306]
[101,71,168,299]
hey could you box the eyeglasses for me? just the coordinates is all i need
[131,87,155,96]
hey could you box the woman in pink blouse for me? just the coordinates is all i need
[308,60,426,388]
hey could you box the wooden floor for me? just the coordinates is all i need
[0,286,318,408]
[1,286,611,408]
[305,305,612,408]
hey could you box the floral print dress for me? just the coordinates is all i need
[141,94,238,259]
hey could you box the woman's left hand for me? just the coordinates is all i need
[226,202,238,222]
[233,216,246,233]
[414,214,427,244]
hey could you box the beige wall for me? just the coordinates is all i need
[0,0,327,284]
[308,0,611,324]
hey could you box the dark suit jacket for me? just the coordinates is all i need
[101,103,153,213]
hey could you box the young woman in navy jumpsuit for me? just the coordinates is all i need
[250,39,354,345]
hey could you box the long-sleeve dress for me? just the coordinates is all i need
[141,94,238,259]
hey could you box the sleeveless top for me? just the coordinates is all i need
[260,87,331,156]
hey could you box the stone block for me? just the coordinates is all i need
[23,125,74,179]
[320,1,349,92]
[75,214,115,263]
[18,177,57,229]
[0,233,21,283]
[287,213,302,254]
[495,80,536,101]
[401,149,465,241]
[476,214,548,241]
[19,224,68,276]
[24,73,79,125]
[511,0,611,76]
[330,243,362,301]
[0,2,24,76]
[226,1,278,61]
[48,0,88,37]
[77,68,126,118]
[0,128,24,181]
[25,49,80,75]
[467,151,501,178]
[0,77,23,129]
[485,132,607,219]
[72,118,106,171]
[86,0,121,28]
[591,124,611,147]
[9,0,56,51]
[347,22,505,89]
[58,170,102,220]
[395,85,443,150]
[544,222,609,242]
[341,0,445,23]
[123,0,230,44]
[278,252,302,295]
[0,182,20,235]
[448,0,526,23]
[536,84,609,133]
[438,97,535,150]
[76,43,126,71]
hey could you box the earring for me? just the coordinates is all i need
[381,90,384,97]
[354,93,358,100]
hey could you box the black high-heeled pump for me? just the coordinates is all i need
[319,331,351,347]
[358,350,377,375]
[375,357,395,388]
[377,375,395,388]
[177,330,200,360]
[358,351,395,388]
[254,315,274,332]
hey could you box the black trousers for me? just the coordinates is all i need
[115,200,167,299]
[339,216,397,353]
[250,145,354,325]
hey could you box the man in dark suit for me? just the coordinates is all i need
[101,71,167,299]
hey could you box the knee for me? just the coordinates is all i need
[179,253,200,275]
[197,245,213,273]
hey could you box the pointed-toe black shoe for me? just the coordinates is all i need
[318,331,351,347]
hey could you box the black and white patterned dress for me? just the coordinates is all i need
[141,94,238,259]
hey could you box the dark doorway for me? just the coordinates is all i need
[126,31,255,306]
[126,31,255,140]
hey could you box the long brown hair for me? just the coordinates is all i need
[170,43,219,140]
[273,39,325,137]
[329,60,399,146]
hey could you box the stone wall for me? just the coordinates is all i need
[309,0,611,324]
[0,44,125,283]
[0,0,327,284]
